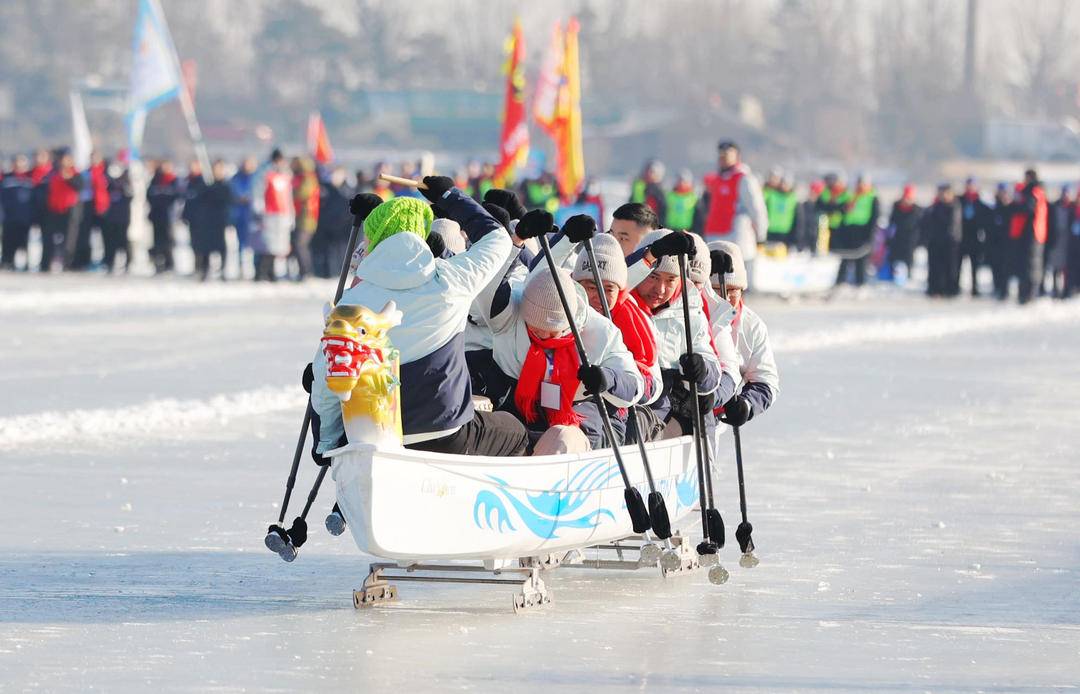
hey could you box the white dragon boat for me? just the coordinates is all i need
[318,301,712,612]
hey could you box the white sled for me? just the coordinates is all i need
[752,249,841,295]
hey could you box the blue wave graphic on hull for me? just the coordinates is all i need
[676,466,699,510]
[472,459,619,539]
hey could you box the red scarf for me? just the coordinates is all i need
[610,290,656,378]
[515,328,582,426]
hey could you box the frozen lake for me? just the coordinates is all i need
[1,273,1078,692]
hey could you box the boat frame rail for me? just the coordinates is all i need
[353,530,717,613]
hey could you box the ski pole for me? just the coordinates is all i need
[580,234,671,539]
[733,425,755,556]
[536,233,651,534]
[676,249,722,557]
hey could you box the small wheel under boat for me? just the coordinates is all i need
[708,565,730,585]
[639,543,662,565]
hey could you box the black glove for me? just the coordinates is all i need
[426,232,447,258]
[482,202,511,231]
[678,352,707,383]
[649,230,696,258]
[710,249,734,277]
[419,175,454,204]
[484,188,527,220]
[516,209,556,240]
[563,214,597,243]
[349,193,383,223]
[577,364,611,396]
[720,395,751,427]
[301,362,314,394]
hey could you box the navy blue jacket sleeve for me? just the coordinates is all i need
[439,188,502,245]
[600,366,638,403]
[626,246,649,266]
[741,381,774,418]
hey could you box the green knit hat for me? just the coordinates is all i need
[363,197,434,251]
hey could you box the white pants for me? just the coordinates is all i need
[261,213,294,257]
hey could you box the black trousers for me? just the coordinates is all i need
[70,204,103,270]
[194,251,226,280]
[150,219,174,272]
[1,221,30,268]
[102,219,130,271]
[988,244,1010,299]
[290,228,313,279]
[1016,237,1044,305]
[957,244,983,295]
[835,256,868,286]
[254,253,277,281]
[406,410,528,457]
[927,242,959,296]
[40,210,75,271]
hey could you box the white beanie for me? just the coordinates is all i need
[707,240,747,290]
[687,233,710,285]
[571,233,628,289]
[429,218,466,255]
[522,267,578,333]
[636,229,679,276]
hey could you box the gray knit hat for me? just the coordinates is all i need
[636,229,680,276]
[429,218,466,255]
[522,267,578,332]
[687,232,710,285]
[707,239,747,290]
[571,233,628,289]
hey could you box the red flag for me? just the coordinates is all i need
[493,20,530,187]
[307,111,334,165]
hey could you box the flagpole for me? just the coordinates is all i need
[152,0,212,183]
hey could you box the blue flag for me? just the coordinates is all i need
[127,0,181,157]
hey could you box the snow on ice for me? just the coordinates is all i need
[1,272,1078,691]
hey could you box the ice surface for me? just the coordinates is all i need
[2,273,1078,692]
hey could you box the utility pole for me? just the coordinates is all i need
[963,0,978,96]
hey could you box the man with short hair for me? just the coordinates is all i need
[1009,169,1048,305]
[610,202,659,257]
[698,140,768,286]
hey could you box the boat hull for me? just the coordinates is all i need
[328,436,700,562]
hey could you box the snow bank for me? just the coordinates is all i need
[773,300,1080,354]
[0,385,306,450]
[1,280,337,314]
